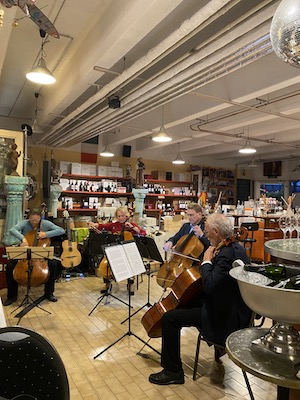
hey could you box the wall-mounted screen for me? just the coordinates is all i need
[263,161,282,177]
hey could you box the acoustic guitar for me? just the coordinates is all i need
[61,210,82,269]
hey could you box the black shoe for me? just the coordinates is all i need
[45,294,58,302]
[3,297,17,306]
[149,369,184,385]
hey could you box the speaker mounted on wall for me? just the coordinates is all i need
[122,145,131,157]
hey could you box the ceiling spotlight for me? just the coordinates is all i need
[26,38,56,85]
[172,143,185,164]
[239,140,257,154]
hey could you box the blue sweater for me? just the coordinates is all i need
[9,219,65,244]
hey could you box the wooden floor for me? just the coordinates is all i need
[1,269,277,400]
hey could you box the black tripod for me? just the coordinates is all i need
[121,261,153,324]
[88,256,130,316]
[94,278,160,359]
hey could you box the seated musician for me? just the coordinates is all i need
[149,213,252,385]
[3,208,65,306]
[88,206,146,236]
[163,203,210,252]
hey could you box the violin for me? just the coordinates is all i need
[156,218,205,289]
[13,226,50,287]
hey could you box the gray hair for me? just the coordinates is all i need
[206,213,233,238]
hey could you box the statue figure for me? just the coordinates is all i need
[51,157,62,183]
[136,157,145,188]
[125,164,132,178]
[8,143,21,176]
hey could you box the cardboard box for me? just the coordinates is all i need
[81,163,97,176]
[71,162,82,175]
[97,166,108,176]
[151,171,166,180]
[59,161,71,174]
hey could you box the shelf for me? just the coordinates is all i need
[146,193,194,198]
[62,174,131,180]
[57,208,97,212]
[62,191,131,196]
[145,179,192,184]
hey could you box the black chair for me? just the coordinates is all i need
[0,326,70,400]
[240,221,259,263]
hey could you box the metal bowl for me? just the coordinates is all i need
[230,266,300,325]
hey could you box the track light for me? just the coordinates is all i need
[239,140,256,154]
[108,95,121,109]
[26,39,56,85]
[172,143,185,164]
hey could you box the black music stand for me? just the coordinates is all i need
[120,236,163,324]
[93,241,160,360]
[6,246,54,323]
[88,237,130,316]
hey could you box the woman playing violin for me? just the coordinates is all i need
[149,213,252,386]
[88,206,146,236]
[4,208,65,306]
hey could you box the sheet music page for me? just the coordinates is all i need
[122,241,146,276]
[105,245,133,282]
[104,242,145,282]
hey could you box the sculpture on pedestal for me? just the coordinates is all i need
[136,157,145,188]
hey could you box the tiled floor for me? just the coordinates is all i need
[1,270,277,400]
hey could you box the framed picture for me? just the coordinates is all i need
[263,161,281,177]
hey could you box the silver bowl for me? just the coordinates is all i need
[230,266,300,359]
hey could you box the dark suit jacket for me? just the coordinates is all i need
[200,242,252,345]
[167,221,210,252]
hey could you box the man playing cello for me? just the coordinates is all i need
[3,208,65,306]
[149,213,252,386]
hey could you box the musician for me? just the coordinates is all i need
[88,206,146,236]
[3,208,65,306]
[149,213,252,385]
[163,203,210,252]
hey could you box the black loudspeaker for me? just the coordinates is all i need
[108,95,121,109]
[43,160,51,199]
[122,145,131,157]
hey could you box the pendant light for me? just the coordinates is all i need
[32,93,44,134]
[100,133,114,157]
[26,39,56,85]
[239,139,256,154]
[172,143,185,164]
[152,106,172,142]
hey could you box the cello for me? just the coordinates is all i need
[142,227,248,338]
[156,225,205,289]
[13,228,50,287]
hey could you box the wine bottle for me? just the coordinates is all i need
[282,275,300,290]
[244,264,286,283]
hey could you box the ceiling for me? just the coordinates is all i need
[1,0,300,168]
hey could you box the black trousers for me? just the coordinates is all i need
[161,306,202,373]
[6,259,58,300]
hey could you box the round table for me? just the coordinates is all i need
[226,328,300,400]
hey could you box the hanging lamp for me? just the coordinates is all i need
[100,133,114,157]
[172,143,185,164]
[239,139,257,154]
[32,93,44,134]
[152,106,172,142]
[26,39,56,85]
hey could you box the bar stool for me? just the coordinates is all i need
[240,221,259,263]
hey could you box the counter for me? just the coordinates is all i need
[264,239,300,265]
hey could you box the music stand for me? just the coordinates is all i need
[88,237,130,316]
[120,236,163,324]
[93,241,160,360]
[6,246,54,323]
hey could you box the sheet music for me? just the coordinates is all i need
[105,242,146,282]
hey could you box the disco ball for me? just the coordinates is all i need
[270,0,300,68]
